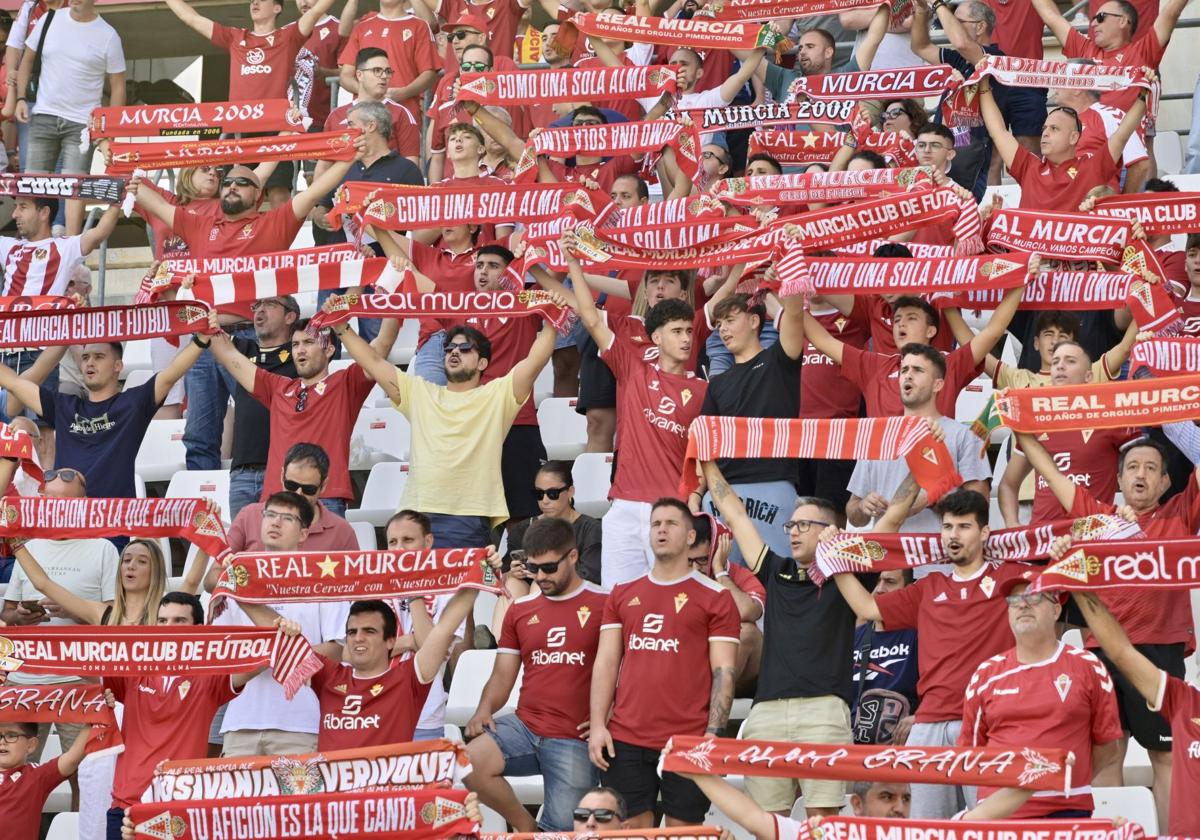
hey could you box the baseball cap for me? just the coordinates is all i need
[444,13,488,33]
[997,570,1067,604]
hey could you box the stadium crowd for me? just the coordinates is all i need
[0,0,1197,838]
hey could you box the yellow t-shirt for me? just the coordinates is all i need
[394,369,524,523]
[993,356,1115,390]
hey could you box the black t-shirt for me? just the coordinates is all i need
[936,44,1007,202]
[701,339,801,486]
[230,337,297,469]
[1009,309,1122,374]
[753,547,877,705]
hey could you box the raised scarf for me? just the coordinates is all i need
[128,788,475,840]
[837,239,954,258]
[674,100,855,131]
[0,626,320,700]
[996,375,1200,433]
[0,173,126,204]
[1032,539,1200,592]
[456,65,678,106]
[934,270,1135,311]
[333,181,604,229]
[595,194,727,230]
[481,832,722,840]
[162,244,362,279]
[0,496,229,559]
[1130,337,1200,377]
[0,684,122,757]
[107,130,359,174]
[1091,191,1200,235]
[589,216,757,252]
[966,54,1149,92]
[88,100,308,143]
[571,12,783,51]
[747,129,844,165]
[809,514,1142,585]
[789,64,955,101]
[148,740,471,802]
[660,735,1072,791]
[712,0,900,20]
[679,415,962,503]
[0,423,44,484]
[0,301,211,349]
[784,816,1140,840]
[310,288,573,332]
[0,295,73,312]
[212,548,502,606]
[986,208,1132,264]
[169,257,404,310]
[779,187,976,253]
[1124,270,1182,335]
[515,120,701,183]
[782,254,1031,299]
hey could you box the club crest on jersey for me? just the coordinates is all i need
[240,223,254,239]
[1067,167,1078,179]
[177,679,191,700]
[834,317,848,332]
[979,576,995,598]
[681,388,693,406]
[32,248,48,261]
[527,614,540,625]
[627,596,640,606]
[403,28,412,40]
[333,683,348,693]
[577,606,592,627]
[370,683,384,697]
[1054,673,1072,701]
[1081,429,1094,444]
[674,593,688,613]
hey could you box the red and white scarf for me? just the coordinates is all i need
[1131,337,1200,377]
[332,181,603,229]
[481,832,722,840]
[675,100,855,131]
[661,735,1072,792]
[212,549,502,607]
[0,295,74,312]
[148,740,471,802]
[172,257,404,309]
[1031,538,1200,593]
[0,173,126,204]
[456,65,678,106]
[311,288,573,332]
[747,129,844,165]
[108,130,359,174]
[89,100,308,143]
[784,253,1031,299]
[680,415,962,503]
[0,626,320,699]
[996,375,1200,433]
[0,423,44,485]
[0,302,212,349]
[1091,191,1200,236]
[786,816,1141,840]
[0,496,229,559]
[1124,272,1182,335]
[713,0,900,20]
[789,64,955,102]
[0,684,122,757]
[837,239,955,258]
[129,788,476,840]
[515,120,701,183]
[935,270,1135,311]
[809,514,1142,584]
[571,12,783,51]
[966,54,1149,92]
[986,208,1132,264]
[595,194,727,230]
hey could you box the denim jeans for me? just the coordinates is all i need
[183,333,250,470]
[428,513,490,548]
[27,112,88,173]
[321,497,348,517]
[412,331,448,385]
[0,349,59,423]
[487,714,598,831]
[704,320,780,377]
[317,287,380,344]
[228,467,265,522]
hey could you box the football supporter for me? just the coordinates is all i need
[318,48,422,170]
[1014,432,1199,817]
[703,460,913,817]
[851,569,920,745]
[757,8,890,104]
[997,341,1138,528]
[464,517,606,832]
[0,716,92,840]
[689,292,805,564]
[208,312,399,515]
[1050,69,1149,193]
[844,345,991,532]
[978,72,1148,213]
[1183,233,1200,336]
[829,489,1034,818]
[1068,581,1200,836]
[337,0,438,121]
[294,0,345,132]
[504,461,603,585]
[959,574,1122,818]
[0,197,119,297]
[573,787,630,832]
[588,497,741,827]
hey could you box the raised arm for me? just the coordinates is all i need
[978,80,1019,168]
[164,0,215,40]
[461,99,527,164]
[874,471,923,532]
[680,774,776,840]
[1153,0,1189,48]
[125,177,177,230]
[998,450,1032,528]
[414,584,480,684]
[931,0,985,64]
[1031,0,1074,47]
[1108,85,1149,166]
[777,289,806,360]
[560,232,615,352]
[510,322,557,406]
[56,723,93,778]
[719,48,766,104]
[297,0,337,37]
[1012,431,1078,512]
[329,318,402,403]
[154,332,206,404]
[701,460,767,573]
[206,320,259,392]
[292,158,354,221]
[909,0,944,65]
[79,204,122,257]
[13,543,109,626]
[0,347,63,417]
[967,282,1025,366]
[801,310,845,365]
[177,546,211,595]
[854,3,892,71]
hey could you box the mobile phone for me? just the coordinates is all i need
[20,600,46,616]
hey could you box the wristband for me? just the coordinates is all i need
[715,570,731,580]
[15,97,26,103]
[191,333,211,349]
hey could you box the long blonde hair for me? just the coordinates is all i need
[175,166,216,205]
[107,539,168,626]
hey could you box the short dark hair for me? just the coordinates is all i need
[1145,177,1178,193]
[849,150,888,169]
[264,490,314,529]
[932,488,989,527]
[1117,437,1170,472]
[4,722,38,739]
[85,341,124,358]
[793,495,839,526]
[874,242,913,259]
[644,299,694,338]
[1049,338,1090,361]
[745,152,783,175]
[691,513,714,546]
[355,46,389,68]
[461,43,493,65]
[26,196,59,221]
[294,318,340,358]
[348,600,398,640]
[645,269,691,291]
[1186,233,1200,252]
[650,497,693,521]
[476,244,515,266]
[712,294,767,336]
[1113,0,1139,33]
[579,787,628,821]
[387,509,432,536]
[891,295,938,329]
[284,442,330,482]
[918,123,956,145]
[161,591,205,625]
[444,324,493,361]
[899,342,947,379]
[570,105,607,125]
[801,27,836,50]
[1034,311,1081,338]
[537,459,575,488]
[613,174,650,201]
[523,516,576,559]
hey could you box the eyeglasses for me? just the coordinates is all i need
[44,468,85,485]
[449,30,478,41]
[362,66,395,78]
[221,176,258,189]
[573,119,603,127]
[250,298,288,312]
[283,478,321,496]
[534,485,571,501]
[1092,11,1126,22]
[573,808,619,824]
[881,108,907,120]
[295,385,309,413]
[526,550,572,575]
[263,509,302,525]
[701,150,728,165]
[915,141,949,151]
[782,519,831,534]
[686,553,709,565]
[461,61,490,72]
[0,731,32,744]
[1005,591,1056,608]
[443,341,478,355]
[195,165,218,174]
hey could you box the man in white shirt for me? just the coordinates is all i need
[13,0,125,234]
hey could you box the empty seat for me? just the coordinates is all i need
[351,521,378,550]
[444,649,521,726]
[1092,786,1157,834]
[573,452,613,517]
[122,368,154,392]
[46,811,77,833]
[537,397,587,460]
[388,318,420,366]
[121,340,153,378]
[955,374,993,426]
[349,407,410,470]
[165,469,231,522]
[135,419,187,483]
[1155,130,1183,175]
[346,461,409,527]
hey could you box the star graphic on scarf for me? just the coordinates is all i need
[317,556,340,578]
[802,132,819,148]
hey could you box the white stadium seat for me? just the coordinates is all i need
[349,406,411,469]
[537,397,588,461]
[533,360,554,407]
[1155,130,1184,175]
[954,374,993,426]
[165,469,231,521]
[345,461,409,527]
[46,811,78,835]
[135,419,187,483]
[120,340,153,379]
[387,318,421,366]
[445,649,521,726]
[351,521,378,550]
[572,452,613,517]
[1093,786,1157,834]
[121,368,154,392]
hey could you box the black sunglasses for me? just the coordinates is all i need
[449,30,477,41]
[573,808,618,823]
[283,478,320,496]
[222,176,258,189]
[534,485,571,501]
[45,468,85,485]
[443,341,477,355]
[1092,11,1126,22]
[526,550,572,575]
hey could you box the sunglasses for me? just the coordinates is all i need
[284,478,321,496]
[1092,11,1126,22]
[222,176,258,189]
[573,808,618,824]
[534,485,570,500]
[443,341,478,355]
[449,30,478,41]
[461,61,490,72]
[526,550,572,576]
[44,468,85,485]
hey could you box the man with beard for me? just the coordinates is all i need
[829,489,1035,818]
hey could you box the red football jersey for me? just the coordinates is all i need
[983,0,1044,59]
[1011,145,1119,213]
[600,315,707,503]
[337,13,438,118]
[1063,28,1164,120]
[1018,428,1137,526]
[0,760,65,839]
[105,675,239,807]
[301,16,345,125]
[876,562,1031,721]
[840,344,980,418]
[848,295,956,355]
[440,0,524,62]
[1070,482,1199,646]
[497,582,609,739]
[603,570,741,749]
[542,156,640,196]
[326,99,420,160]
[311,654,433,751]
[1151,671,1200,836]
[211,22,308,102]
[0,235,84,296]
[961,644,1122,817]
[801,308,868,419]
[172,203,303,259]
[1179,295,1200,337]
